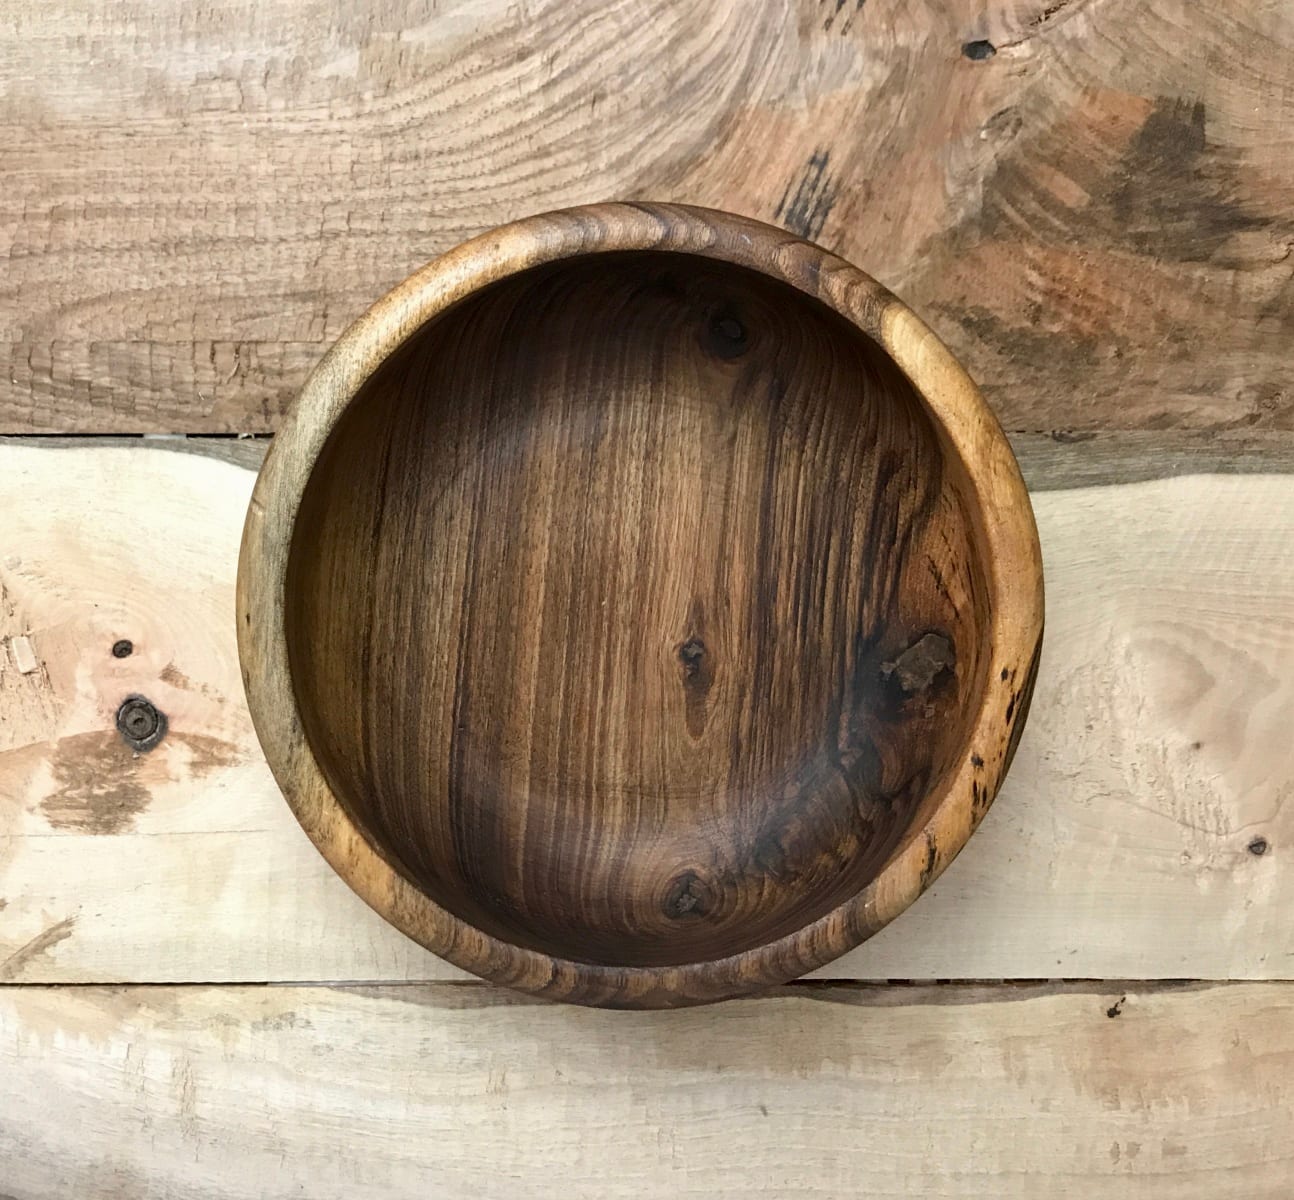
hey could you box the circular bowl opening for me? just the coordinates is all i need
[240,205,1042,1006]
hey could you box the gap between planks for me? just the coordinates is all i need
[0,978,1252,997]
[10,429,1294,489]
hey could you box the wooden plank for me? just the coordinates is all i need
[0,442,455,984]
[1,341,321,433]
[3,439,1294,983]
[1,981,1292,1197]
[2,0,1291,433]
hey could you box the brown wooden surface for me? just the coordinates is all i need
[292,250,989,969]
[2,0,1292,1188]
[2,0,1291,434]
[240,203,1042,1006]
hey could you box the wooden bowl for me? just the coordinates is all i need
[238,203,1043,1008]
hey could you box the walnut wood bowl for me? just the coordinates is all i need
[238,203,1043,1008]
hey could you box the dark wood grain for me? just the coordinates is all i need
[239,203,1043,1006]
[288,251,985,968]
[1010,431,1294,490]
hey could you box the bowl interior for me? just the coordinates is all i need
[285,250,991,969]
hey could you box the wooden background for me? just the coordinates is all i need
[2,0,1293,1194]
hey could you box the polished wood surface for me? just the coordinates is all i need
[289,250,987,969]
[239,203,1043,1005]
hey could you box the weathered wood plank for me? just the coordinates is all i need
[2,0,1290,433]
[1,981,1291,1197]
[2,440,1293,983]
[0,341,321,433]
[1012,431,1294,491]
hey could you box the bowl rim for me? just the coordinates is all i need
[237,201,1044,1008]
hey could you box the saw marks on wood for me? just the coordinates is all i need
[1,982,1292,1198]
[1,0,1290,431]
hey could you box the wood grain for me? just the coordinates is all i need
[1012,430,1294,491]
[290,252,986,962]
[0,442,453,985]
[238,203,1042,1005]
[2,0,1290,433]
[2,980,1292,1197]
[2,440,1292,983]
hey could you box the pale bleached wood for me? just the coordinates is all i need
[0,443,461,984]
[1,0,1291,433]
[1,981,1292,1197]
[3,441,1294,983]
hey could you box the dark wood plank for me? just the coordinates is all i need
[1012,430,1294,489]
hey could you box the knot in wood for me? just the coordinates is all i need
[116,695,167,752]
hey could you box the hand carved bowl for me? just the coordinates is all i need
[238,203,1043,1008]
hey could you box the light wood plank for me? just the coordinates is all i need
[2,441,1294,982]
[2,0,1291,433]
[1,981,1291,1197]
[0,443,456,984]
